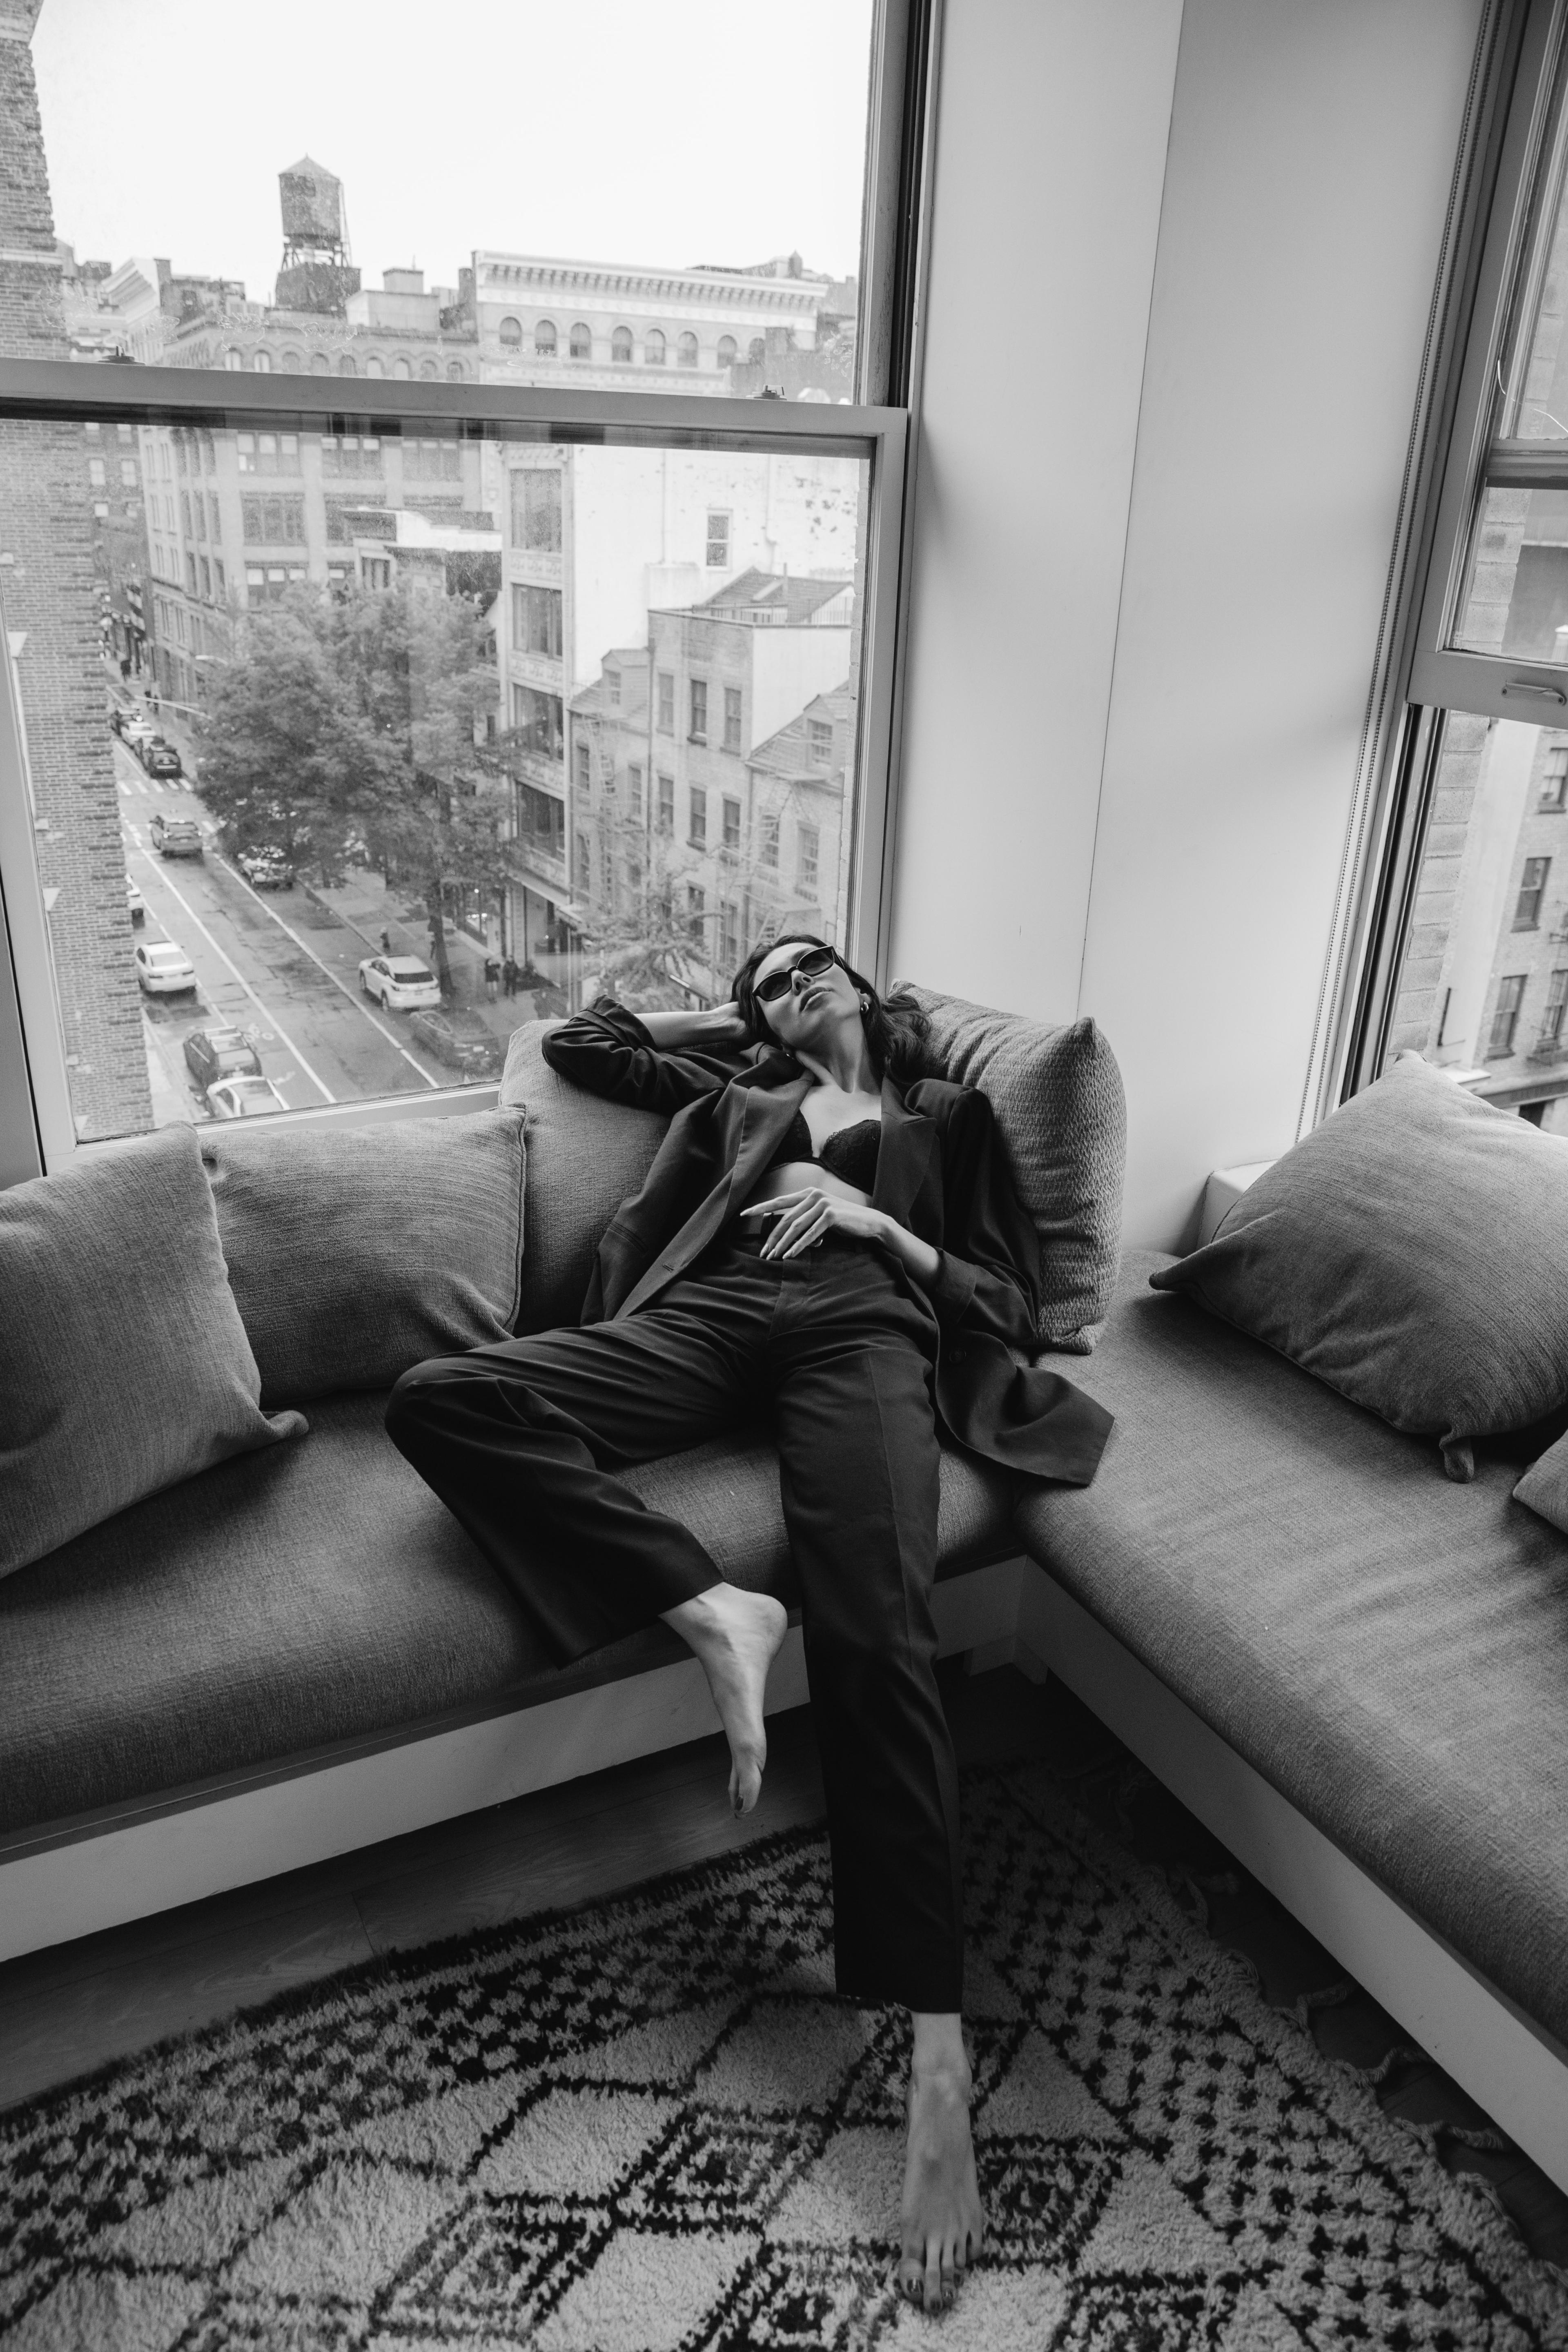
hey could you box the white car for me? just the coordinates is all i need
[134,939,196,994]
[358,954,441,1011]
[206,1074,288,1119]
[126,875,145,924]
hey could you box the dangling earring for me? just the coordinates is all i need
[859,995,871,1013]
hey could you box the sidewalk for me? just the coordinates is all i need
[299,869,546,1044]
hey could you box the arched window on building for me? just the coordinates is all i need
[419,359,438,381]
[225,347,243,370]
[278,350,302,372]
[677,331,699,368]
[252,350,272,372]
[645,329,666,365]
[499,315,522,348]
[310,352,330,375]
[392,356,412,379]
[365,355,385,378]
[612,325,633,363]
[569,322,591,359]
[535,319,557,356]
[446,359,466,381]
[717,335,737,369]
[339,354,357,376]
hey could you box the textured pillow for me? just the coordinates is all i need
[501,1022,668,1332]
[0,1124,304,1580]
[1152,1054,1568,1479]
[897,985,1126,1350]
[1515,1432,1568,1534]
[202,1109,526,1406]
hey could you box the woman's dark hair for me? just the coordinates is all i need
[732,933,930,1085]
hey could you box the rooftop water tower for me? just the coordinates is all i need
[274,157,361,314]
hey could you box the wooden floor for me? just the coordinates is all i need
[3,1662,1565,2269]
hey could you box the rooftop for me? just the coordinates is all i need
[688,569,854,627]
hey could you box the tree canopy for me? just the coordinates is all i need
[196,577,507,992]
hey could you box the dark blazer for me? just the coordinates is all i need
[541,1002,1113,1486]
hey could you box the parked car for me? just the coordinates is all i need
[207,1074,288,1120]
[120,717,156,755]
[140,739,183,780]
[134,940,196,995]
[183,1026,262,1092]
[409,1009,504,1076]
[357,955,442,1011]
[126,876,145,924]
[236,849,295,891]
[149,812,203,859]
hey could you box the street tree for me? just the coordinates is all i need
[196,576,509,998]
[195,594,356,875]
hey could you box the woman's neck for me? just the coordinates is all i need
[797,1029,880,1097]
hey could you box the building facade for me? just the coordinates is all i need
[140,419,492,714]
[494,431,861,1000]
[566,574,853,1003]
[469,250,829,392]
[0,1,151,1139]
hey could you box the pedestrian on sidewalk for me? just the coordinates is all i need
[380,928,392,956]
[503,955,519,1000]
[484,955,501,1003]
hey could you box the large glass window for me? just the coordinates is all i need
[33,0,872,402]
[0,2,909,1168]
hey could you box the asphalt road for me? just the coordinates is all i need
[117,737,446,1121]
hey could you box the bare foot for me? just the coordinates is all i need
[662,1584,788,1814]
[898,2027,983,2311]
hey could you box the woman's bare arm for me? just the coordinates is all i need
[637,1002,751,1050]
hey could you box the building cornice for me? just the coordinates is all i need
[473,254,822,315]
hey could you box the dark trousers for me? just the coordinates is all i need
[385,1234,963,2013]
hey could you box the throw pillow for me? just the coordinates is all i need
[1515,1433,1568,1535]
[501,1022,668,1332]
[896,984,1126,1350]
[203,1108,526,1406]
[1151,1054,1568,1479]
[0,1124,304,1581]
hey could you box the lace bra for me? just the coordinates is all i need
[763,1107,881,1194]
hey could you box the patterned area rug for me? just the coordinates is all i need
[4,1766,1566,2351]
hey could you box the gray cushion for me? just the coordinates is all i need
[203,1109,526,1407]
[1150,1054,1568,1477]
[1512,1430,1568,1532]
[0,1396,1019,1837]
[898,986,1125,1350]
[1014,1250,1568,2051]
[0,1125,303,1583]
[501,1021,667,1331]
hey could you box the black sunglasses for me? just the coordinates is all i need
[753,944,837,1004]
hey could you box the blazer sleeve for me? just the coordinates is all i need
[929,1086,1043,1351]
[541,997,750,1116]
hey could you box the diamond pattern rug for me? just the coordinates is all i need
[3,1765,1565,2350]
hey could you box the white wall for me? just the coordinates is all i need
[893,0,1183,1020]
[891,0,1484,1246]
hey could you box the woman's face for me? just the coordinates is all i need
[751,942,864,1055]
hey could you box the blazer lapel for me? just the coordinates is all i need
[617,1072,810,1318]
[872,1076,937,1231]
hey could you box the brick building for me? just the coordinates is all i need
[0,1,151,1138]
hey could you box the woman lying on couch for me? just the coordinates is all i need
[386,935,1112,2310]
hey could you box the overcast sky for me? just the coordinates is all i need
[33,0,873,301]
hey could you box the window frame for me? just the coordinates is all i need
[1317,0,1564,1109]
